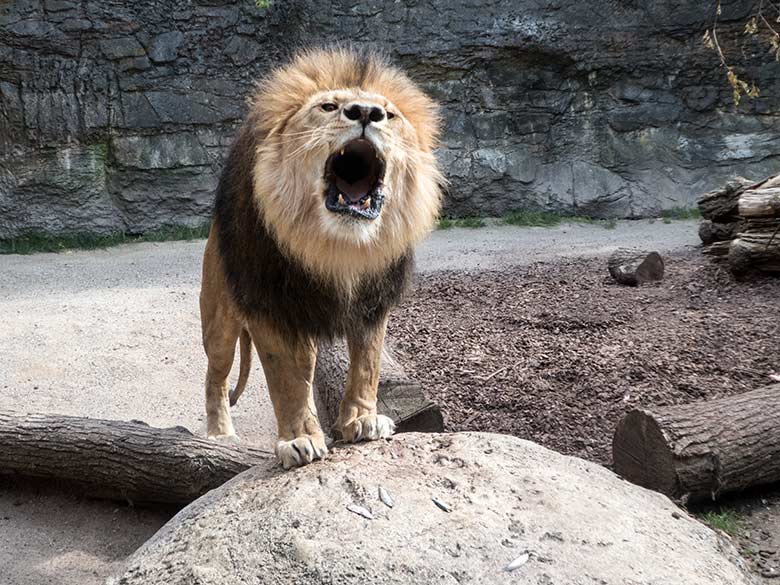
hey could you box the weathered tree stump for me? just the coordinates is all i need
[607,248,665,286]
[314,339,443,438]
[612,384,780,502]
[0,411,271,504]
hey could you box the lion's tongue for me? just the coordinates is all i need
[336,177,372,203]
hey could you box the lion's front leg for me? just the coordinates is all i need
[338,316,396,442]
[251,321,327,469]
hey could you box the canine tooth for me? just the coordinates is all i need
[361,197,371,209]
[340,148,345,156]
[337,193,345,206]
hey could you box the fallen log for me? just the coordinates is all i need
[729,230,780,275]
[697,176,752,222]
[612,384,780,502]
[739,186,780,219]
[607,248,664,286]
[314,339,443,438]
[0,411,271,504]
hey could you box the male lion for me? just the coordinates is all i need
[200,47,443,469]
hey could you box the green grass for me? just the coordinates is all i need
[437,211,620,230]
[659,207,701,221]
[436,216,486,229]
[699,509,743,537]
[501,210,572,227]
[0,223,211,255]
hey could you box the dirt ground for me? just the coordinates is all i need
[390,250,780,582]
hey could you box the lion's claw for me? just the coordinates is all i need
[341,414,395,443]
[275,435,328,469]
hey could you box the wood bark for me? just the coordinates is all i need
[607,248,665,286]
[739,186,780,219]
[701,240,732,260]
[612,384,780,502]
[314,339,443,437]
[0,411,271,504]
[698,219,744,246]
[697,176,752,221]
[729,230,780,275]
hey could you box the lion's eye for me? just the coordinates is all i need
[386,111,396,119]
[320,103,338,112]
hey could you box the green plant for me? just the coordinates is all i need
[659,207,701,221]
[255,0,271,8]
[457,216,486,228]
[0,223,211,255]
[435,216,485,229]
[501,210,565,227]
[700,509,742,537]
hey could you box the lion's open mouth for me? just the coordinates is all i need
[324,139,385,220]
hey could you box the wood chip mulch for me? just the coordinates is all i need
[390,250,780,466]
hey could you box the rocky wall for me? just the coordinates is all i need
[1,0,778,237]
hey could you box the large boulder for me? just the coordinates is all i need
[112,432,755,585]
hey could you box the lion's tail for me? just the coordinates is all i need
[228,327,252,407]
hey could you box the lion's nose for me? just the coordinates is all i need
[344,103,386,126]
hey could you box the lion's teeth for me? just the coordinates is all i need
[361,197,371,209]
[337,194,345,206]
[340,148,345,156]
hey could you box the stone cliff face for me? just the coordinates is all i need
[1,0,778,237]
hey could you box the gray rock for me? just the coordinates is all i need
[111,133,210,170]
[111,433,756,585]
[146,31,183,63]
[99,37,146,60]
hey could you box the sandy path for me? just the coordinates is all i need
[0,220,699,585]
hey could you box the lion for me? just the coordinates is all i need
[200,47,443,469]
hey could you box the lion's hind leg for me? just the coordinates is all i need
[201,230,241,441]
[202,309,241,441]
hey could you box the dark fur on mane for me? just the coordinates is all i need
[212,123,413,342]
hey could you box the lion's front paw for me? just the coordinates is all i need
[341,414,395,443]
[275,434,328,469]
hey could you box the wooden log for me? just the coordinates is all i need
[612,384,780,502]
[697,176,752,221]
[0,411,271,504]
[739,186,780,219]
[607,248,664,286]
[701,240,732,260]
[314,339,444,438]
[728,230,780,275]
